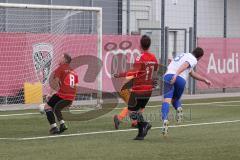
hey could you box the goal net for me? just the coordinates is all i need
[0,3,102,110]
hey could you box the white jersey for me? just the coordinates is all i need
[165,53,197,80]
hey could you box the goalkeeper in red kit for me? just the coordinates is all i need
[113,35,158,140]
[43,54,78,134]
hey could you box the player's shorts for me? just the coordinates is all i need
[47,94,72,110]
[127,91,152,111]
[163,74,186,100]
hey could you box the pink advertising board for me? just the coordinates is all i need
[0,33,140,96]
[197,38,240,89]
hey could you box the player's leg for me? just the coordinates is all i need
[113,87,131,129]
[113,107,128,129]
[172,99,183,123]
[54,100,72,133]
[172,76,186,123]
[114,107,144,129]
[161,74,175,136]
[128,92,151,140]
[136,96,151,139]
[44,94,62,134]
[131,108,145,128]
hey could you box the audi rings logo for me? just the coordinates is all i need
[104,40,141,78]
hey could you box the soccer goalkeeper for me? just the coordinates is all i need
[113,35,158,140]
[43,54,78,134]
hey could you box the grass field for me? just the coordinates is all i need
[0,97,240,160]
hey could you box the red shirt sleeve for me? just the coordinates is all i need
[154,58,159,71]
[124,55,142,77]
[118,55,142,77]
[54,66,63,79]
[134,55,143,69]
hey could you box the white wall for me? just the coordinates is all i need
[125,0,240,57]
[197,0,224,37]
[129,0,240,37]
[227,0,240,37]
[122,0,154,35]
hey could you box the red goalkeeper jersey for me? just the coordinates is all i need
[125,52,158,93]
[54,64,79,101]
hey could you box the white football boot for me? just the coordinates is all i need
[176,107,183,123]
[162,120,169,136]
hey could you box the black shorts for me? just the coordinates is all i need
[127,92,151,111]
[47,94,72,110]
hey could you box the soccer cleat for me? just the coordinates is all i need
[176,107,183,123]
[161,120,169,136]
[49,127,60,135]
[59,123,68,133]
[133,136,144,140]
[133,123,144,140]
[133,122,151,140]
[142,122,152,137]
[113,115,120,130]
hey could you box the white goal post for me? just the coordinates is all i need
[0,3,102,108]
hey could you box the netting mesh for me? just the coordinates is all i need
[0,6,100,105]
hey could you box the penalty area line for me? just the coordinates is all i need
[0,119,240,141]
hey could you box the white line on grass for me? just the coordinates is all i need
[0,113,39,117]
[1,100,240,117]
[219,104,240,107]
[0,119,239,141]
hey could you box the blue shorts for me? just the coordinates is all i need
[163,74,186,100]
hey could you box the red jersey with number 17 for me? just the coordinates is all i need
[127,52,158,93]
[54,64,79,101]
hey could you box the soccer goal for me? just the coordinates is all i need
[0,3,102,110]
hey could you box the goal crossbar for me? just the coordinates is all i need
[0,3,102,12]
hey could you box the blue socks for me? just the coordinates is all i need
[172,100,181,110]
[161,102,170,121]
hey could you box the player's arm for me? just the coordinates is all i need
[170,62,190,84]
[50,77,60,94]
[189,70,212,86]
[113,60,142,79]
[48,67,61,97]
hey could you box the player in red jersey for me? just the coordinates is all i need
[113,35,158,140]
[44,54,78,134]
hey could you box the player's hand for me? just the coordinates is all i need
[204,79,212,86]
[112,73,120,78]
[170,75,177,84]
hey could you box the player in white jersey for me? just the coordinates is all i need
[161,47,211,136]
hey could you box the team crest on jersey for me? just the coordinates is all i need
[32,43,53,85]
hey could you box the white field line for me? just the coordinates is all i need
[218,104,240,107]
[0,100,240,117]
[0,119,239,141]
[0,113,39,117]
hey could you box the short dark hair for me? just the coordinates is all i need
[140,35,151,50]
[64,53,72,64]
[192,47,204,59]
